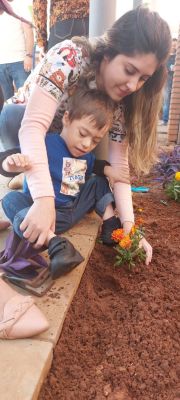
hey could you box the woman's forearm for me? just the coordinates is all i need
[19,85,58,200]
[113,181,134,227]
[108,139,134,228]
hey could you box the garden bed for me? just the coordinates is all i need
[39,172,180,400]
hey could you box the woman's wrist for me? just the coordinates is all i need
[123,220,134,234]
[34,196,55,204]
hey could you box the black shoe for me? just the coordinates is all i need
[101,216,121,245]
[48,236,84,280]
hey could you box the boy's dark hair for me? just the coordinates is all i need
[67,84,115,130]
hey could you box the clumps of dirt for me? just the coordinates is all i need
[39,185,180,400]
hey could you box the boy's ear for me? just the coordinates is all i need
[62,111,70,126]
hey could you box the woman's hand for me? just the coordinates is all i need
[104,165,130,187]
[139,237,153,266]
[24,55,33,73]
[20,197,56,248]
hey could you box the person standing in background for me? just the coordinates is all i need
[0,0,34,101]
[160,38,177,125]
[33,0,89,59]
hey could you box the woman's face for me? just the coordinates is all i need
[98,52,158,102]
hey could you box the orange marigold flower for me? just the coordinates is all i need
[175,171,180,181]
[130,226,136,235]
[120,235,132,249]
[111,228,124,242]
[135,217,144,226]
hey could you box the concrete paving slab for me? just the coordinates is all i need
[157,133,168,145]
[69,211,101,236]
[35,233,97,345]
[0,339,53,400]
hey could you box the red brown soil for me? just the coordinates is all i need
[39,175,180,400]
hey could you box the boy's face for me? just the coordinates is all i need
[61,112,110,157]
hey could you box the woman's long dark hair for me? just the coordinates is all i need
[74,7,172,173]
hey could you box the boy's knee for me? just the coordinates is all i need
[2,191,20,205]
[2,191,24,221]
[2,192,15,212]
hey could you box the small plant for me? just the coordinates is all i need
[111,219,146,269]
[165,171,180,202]
[153,146,180,185]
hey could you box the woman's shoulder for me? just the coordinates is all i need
[35,39,90,101]
[41,39,90,73]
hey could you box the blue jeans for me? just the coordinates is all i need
[162,76,173,123]
[2,176,114,238]
[0,62,30,101]
[0,103,25,150]
[48,16,89,49]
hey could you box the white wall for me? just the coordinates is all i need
[116,0,133,19]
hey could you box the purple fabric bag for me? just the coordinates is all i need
[0,231,48,276]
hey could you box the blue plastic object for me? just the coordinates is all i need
[131,186,149,193]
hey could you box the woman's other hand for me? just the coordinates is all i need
[24,55,33,73]
[20,197,56,248]
[139,237,153,266]
[104,165,130,187]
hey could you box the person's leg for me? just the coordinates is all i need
[73,16,89,36]
[0,64,14,101]
[2,191,33,238]
[9,62,30,91]
[48,16,89,49]
[162,77,173,124]
[56,176,118,245]
[0,84,4,112]
[55,176,114,233]
[0,103,25,150]
[81,176,121,245]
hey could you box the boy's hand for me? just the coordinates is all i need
[104,165,130,187]
[2,154,31,173]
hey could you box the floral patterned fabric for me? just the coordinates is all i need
[33,0,89,48]
[13,39,127,142]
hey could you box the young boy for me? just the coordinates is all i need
[0,87,121,277]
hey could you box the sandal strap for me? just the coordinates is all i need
[0,295,34,338]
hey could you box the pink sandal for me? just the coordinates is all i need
[0,294,49,339]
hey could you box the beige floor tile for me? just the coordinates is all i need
[69,211,101,236]
[0,339,53,400]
